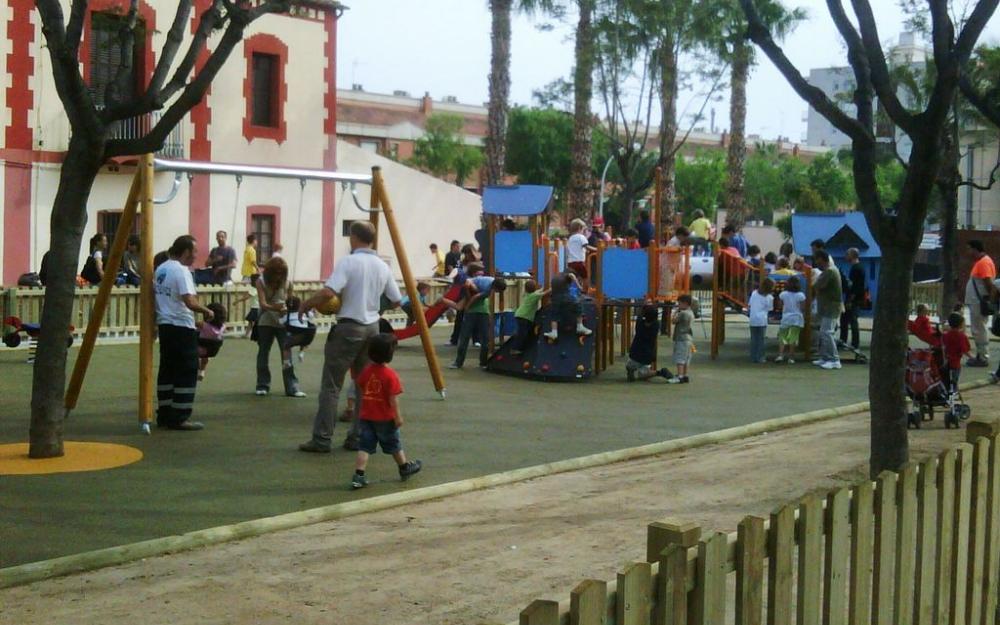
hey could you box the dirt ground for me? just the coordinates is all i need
[3,386,997,625]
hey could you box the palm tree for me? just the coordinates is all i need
[567,0,596,218]
[486,0,513,186]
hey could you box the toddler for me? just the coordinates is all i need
[400,281,432,326]
[351,334,423,489]
[543,272,592,341]
[566,219,596,290]
[749,278,775,363]
[197,302,228,381]
[283,296,317,365]
[626,304,673,382]
[775,276,806,364]
[512,279,549,354]
[907,303,940,347]
[668,294,695,384]
[942,312,971,395]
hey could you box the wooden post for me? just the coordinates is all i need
[570,579,607,625]
[982,435,1000,625]
[798,496,823,625]
[647,519,701,562]
[656,545,689,625]
[736,516,766,625]
[950,443,973,625]
[520,600,560,625]
[692,533,728,625]
[824,488,850,625]
[895,463,918,625]
[849,480,875,625]
[966,439,989,625]
[935,448,957,625]
[138,154,155,428]
[768,504,795,625]
[915,457,939,625]
[372,167,446,396]
[872,471,898,625]
[64,172,141,411]
[617,562,653,625]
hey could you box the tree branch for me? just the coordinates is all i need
[155,0,227,106]
[957,155,1000,190]
[102,0,139,118]
[65,0,88,61]
[954,0,1000,64]
[142,0,193,106]
[959,74,1000,127]
[929,0,954,63]
[36,0,103,137]
[848,0,917,133]
[740,0,871,143]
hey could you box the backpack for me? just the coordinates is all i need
[80,255,101,285]
[17,272,42,287]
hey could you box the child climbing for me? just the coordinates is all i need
[197,302,228,381]
[668,294,695,384]
[626,304,673,382]
[543,272,592,341]
[512,279,549,354]
[775,276,806,364]
[566,219,596,291]
[450,275,507,369]
[749,278,775,364]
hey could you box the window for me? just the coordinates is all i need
[251,214,276,261]
[89,13,145,108]
[97,210,141,238]
[242,34,288,143]
[360,140,380,154]
[251,53,278,127]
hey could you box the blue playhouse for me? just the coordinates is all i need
[791,213,881,308]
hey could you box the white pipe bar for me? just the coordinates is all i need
[152,158,373,185]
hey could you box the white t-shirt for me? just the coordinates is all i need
[567,233,589,262]
[779,290,807,328]
[325,248,402,324]
[154,259,197,329]
[748,291,773,327]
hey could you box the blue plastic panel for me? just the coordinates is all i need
[494,230,534,274]
[601,248,649,299]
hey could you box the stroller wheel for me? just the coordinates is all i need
[957,404,972,421]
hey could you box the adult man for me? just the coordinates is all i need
[635,210,654,248]
[206,230,237,284]
[154,235,214,431]
[430,243,446,277]
[241,234,259,284]
[840,248,866,350]
[444,240,462,275]
[965,239,996,367]
[721,224,749,258]
[298,221,402,452]
[813,250,844,370]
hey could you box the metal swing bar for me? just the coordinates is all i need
[152,158,374,186]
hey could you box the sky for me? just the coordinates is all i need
[336,1,1000,144]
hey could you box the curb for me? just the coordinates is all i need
[2,380,993,589]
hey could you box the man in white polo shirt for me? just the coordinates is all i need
[154,235,214,431]
[298,221,402,452]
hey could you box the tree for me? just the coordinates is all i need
[410,113,484,188]
[741,0,1000,476]
[506,107,574,192]
[805,153,853,211]
[674,150,726,218]
[29,0,290,458]
[567,0,597,219]
[486,0,513,185]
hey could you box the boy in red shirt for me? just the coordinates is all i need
[351,334,422,489]
[942,312,972,395]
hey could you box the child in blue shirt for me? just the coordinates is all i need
[450,275,507,369]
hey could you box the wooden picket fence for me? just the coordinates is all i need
[514,425,1000,625]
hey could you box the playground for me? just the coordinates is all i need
[0,319,875,568]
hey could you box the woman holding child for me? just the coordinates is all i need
[254,256,305,398]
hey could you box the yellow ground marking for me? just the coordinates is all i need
[0,442,142,475]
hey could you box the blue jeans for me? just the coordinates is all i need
[819,316,840,363]
[455,312,490,367]
[750,326,766,362]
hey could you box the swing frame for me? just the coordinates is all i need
[64,155,446,434]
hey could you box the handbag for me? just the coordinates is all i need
[973,280,996,317]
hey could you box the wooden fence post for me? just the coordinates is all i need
[872,471,898,625]
[825,488,851,625]
[894,463,918,625]
[570,579,607,625]
[915,456,939,625]
[950,443,973,625]
[768,504,796,625]
[692,533,727,625]
[647,520,701,563]
[935,447,957,625]
[849,480,875,625]
[966,438,989,625]
[617,562,653,625]
[520,599,560,625]
[737,515,767,625]
[655,545,689,625]
[798,496,823,625]
[983,435,1000,625]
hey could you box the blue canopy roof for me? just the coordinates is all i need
[482,185,554,216]
[791,213,881,259]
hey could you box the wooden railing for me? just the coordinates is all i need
[513,424,1000,625]
[912,282,944,318]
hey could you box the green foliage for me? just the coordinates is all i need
[675,151,726,220]
[774,214,793,237]
[505,106,574,190]
[876,160,907,208]
[409,113,483,187]
[805,153,853,211]
[796,186,828,214]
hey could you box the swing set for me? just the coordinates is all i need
[63,154,445,434]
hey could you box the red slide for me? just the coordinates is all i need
[393,283,464,340]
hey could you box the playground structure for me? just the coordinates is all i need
[480,171,692,381]
[710,248,815,360]
[63,155,446,433]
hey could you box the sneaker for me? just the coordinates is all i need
[967,356,990,368]
[668,377,683,384]
[774,355,785,363]
[680,376,690,384]
[255,389,268,396]
[990,372,999,384]
[288,390,307,398]
[812,359,826,366]
[448,362,462,369]
[788,358,796,364]
[656,367,674,379]
[821,360,842,370]
[474,342,481,348]
[543,331,558,341]
[576,325,593,336]
[298,440,331,453]
[351,473,368,489]
[399,460,423,481]
[343,437,360,451]
[298,351,306,363]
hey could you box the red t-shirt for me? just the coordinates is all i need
[356,363,403,422]
[941,329,971,370]
[907,316,940,347]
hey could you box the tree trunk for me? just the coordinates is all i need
[938,123,961,318]
[724,40,750,229]
[29,134,106,458]
[567,0,595,220]
[485,0,512,186]
[658,35,679,224]
[868,242,917,476]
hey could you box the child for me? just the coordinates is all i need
[233,282,260,340]
[772,257,796,276]
[400,281,432,326]
[942,312,971,395]
[747,245,763,268]
[775,276,806,364]
[566,219,596,290]
[668,294,695,384]
[512,279,549,354]
[543,272,592,341]
[351,334,422,489]
[907,304,940,347]
[764,251,778,274]
[282,295,317,365]
[197,302,228,381]
[626,304,673,382]
[749,278,775,363]
[450,275,507,369]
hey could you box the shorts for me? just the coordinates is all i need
[197,338,222,359]
[359,419,402,455]
[245,308,259,323]
[568,261,588,279]
[778,326,801,346]
[673,340,693,365]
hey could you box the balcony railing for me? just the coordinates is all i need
[107,111,185,159]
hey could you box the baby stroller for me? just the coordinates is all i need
[906,347,971,429]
